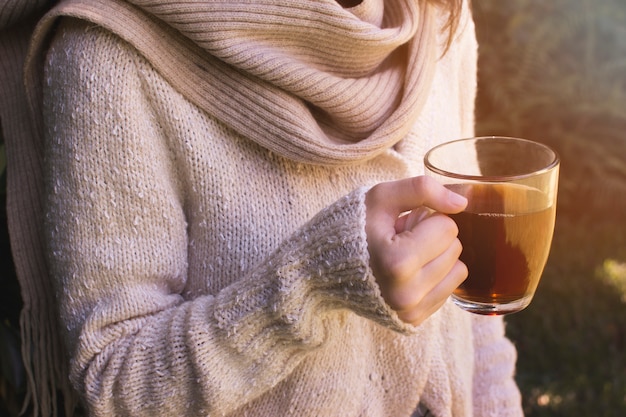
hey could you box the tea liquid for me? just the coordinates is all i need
[448,183,556,308]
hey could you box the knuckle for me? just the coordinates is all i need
[389,290,414,312]
[402,309,426,327]
[456,260,469,281]
[427,213,458,237]
[365,183,383,206]
[441,214,459,236]
[452,237,463,256]
[384,257,413,284]
[367,180,394,202]
[411,175,432,196]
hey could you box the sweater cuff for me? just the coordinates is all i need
[298,186,415,333]
[213,187,414,358]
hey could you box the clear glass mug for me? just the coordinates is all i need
[424,136,560,315]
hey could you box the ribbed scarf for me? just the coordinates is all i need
[27,0,437,164]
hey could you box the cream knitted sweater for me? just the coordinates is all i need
[7,0,521,416]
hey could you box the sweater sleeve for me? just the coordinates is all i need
[471,316,524,416]
[42,20,411,417]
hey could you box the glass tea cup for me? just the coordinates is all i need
[424,136,560,315]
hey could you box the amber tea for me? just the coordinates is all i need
[448,183,556,314]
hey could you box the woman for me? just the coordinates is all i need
[5,0,523,415]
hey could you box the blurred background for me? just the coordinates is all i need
[1,0,625,416]
[473,0,626,415]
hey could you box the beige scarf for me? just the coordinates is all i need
[6,0,438,415]
[28,0,437,164]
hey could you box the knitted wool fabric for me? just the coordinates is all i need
[27,0,437,165]
[4,0,523,416]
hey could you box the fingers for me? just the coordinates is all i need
[385,233,462,310]
[394,241,468,325]
[366,176,467,220]
[395,207,432,233]
[379,213,459,285]
[404,213,459,267]
[366,175,466,257]
[397,260,468,326]
[365,175,469,327]
[369,212,466,326]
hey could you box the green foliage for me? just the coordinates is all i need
[474,0,626,415]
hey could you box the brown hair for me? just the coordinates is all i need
[428,0,468,51]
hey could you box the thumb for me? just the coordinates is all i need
[366,176,467,219]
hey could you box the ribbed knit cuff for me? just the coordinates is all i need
[295,187,415,332]
[213,187,414,358]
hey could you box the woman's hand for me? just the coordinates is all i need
[365,176,468,326]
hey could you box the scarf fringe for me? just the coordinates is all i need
[1,4,79,416]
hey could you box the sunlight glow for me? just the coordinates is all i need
[598,259,626,303]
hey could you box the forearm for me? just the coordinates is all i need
[55,190,411,416]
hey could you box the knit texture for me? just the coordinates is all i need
[4,0,523,416]
[27,0,437,165]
